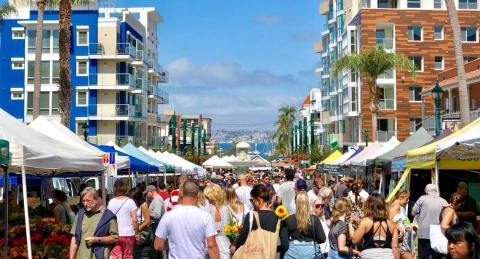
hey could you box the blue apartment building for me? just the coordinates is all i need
[0,1,168,149]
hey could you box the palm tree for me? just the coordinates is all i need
[58,0,89,127]
[0,3,15,19]
[32,0,48,119]
[333,47,415,142]
[273,105,296,156]
[444,0,470,125]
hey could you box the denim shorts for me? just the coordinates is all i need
[284,241,323,259]
[327,249,351,259]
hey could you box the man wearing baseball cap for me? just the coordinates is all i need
[289,179,308,214]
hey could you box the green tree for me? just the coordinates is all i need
[333,47,415,142]
[273,105,296,156]
[310,136,321,164]
[444,0,470,126]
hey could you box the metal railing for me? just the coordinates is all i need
[135,50,149,64]
[158,70,169,83]
[89,73,134,87]
[379,99,395,109]
[377,131,396,142]
[88,43,136,57]
[376,38,394,50]
[115,135,144,147]
[378,69,394,79]
[134,77,144,90]
[148,136,165,147]
[88,104,135,117]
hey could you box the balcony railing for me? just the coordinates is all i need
[89,43,136,57]
[134,50,149,64]
[379,99,395,109]
[88,104,145,118]
[116,135,144,147]
[148,136,165,147]
[134,77,144,91]
[377,131,396,142]
[89,73,134,87]
[378,70,394,80]
[376,38,394,50]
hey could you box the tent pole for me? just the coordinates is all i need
[101,170,106,205]
[21,166,32,259]
[435,161,440,195]
[2,167,8,259]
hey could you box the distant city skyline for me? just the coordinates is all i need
[116,0,323,130]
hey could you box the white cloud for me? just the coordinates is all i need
[165,58,298,88]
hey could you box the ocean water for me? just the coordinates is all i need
[218,142,274,158]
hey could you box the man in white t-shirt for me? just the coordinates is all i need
[235,174,253,210]
[278,168,296,215]
[154,180,219,259]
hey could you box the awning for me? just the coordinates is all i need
[203,155,234,169]
[406,117,480,169]
[344,142,383,166]
[91,144,159,173]
[375,128,433,166]
[320,150,343,164]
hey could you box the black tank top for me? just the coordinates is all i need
[362,220,392,250]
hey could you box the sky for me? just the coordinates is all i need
[116,0,324,130]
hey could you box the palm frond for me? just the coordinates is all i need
[0,3,16,20]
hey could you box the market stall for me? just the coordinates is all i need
[202,155,234,170]
[0,109,104,258]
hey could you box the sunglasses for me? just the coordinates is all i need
[314,204,325,209]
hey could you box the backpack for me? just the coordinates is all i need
[233,211,280,259]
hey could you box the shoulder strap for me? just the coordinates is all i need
[74,208,85,245]
[253,211,262,230]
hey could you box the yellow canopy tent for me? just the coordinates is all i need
[321,150,343,164]
[387,117,480,202]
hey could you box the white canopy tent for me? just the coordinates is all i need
[203,155,234,169]
[156,151,202,175]
[0,109,104,259]
[29,117,130,170]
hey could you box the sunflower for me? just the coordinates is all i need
[275,205,288,220]
[224,225,233,234]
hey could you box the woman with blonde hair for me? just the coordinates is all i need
[283,192,326,258]
[328,198,362,259]
[388,190,414,259]
[204,184,232,259]
[224,187,249,226]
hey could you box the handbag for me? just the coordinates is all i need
[429,224,448,255]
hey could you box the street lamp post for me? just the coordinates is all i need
[191,123,196,155]
[170,115,177,153]
[431,81,443,136]
[182,120,187,155]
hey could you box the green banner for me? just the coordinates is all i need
[0,140,9,165]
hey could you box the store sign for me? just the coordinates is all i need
[0,140,9,165]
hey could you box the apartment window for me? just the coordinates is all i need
[52,92,59,115]
[52,61,59,84]
[434,0,442,8]
[435,56,444,70]
[459,0,477,9]
[408,26,422,41]
[377,118,396,142]
[409,86,422,101]
[53,30,59,53]
[464,56,477,62]
[26,92,50,115]
[11,91,23,100]
[409,56,423,71]
[42,30,51,53]
[409,118,422,134]
[77,29,89,46]
[27,61,50,84]
[407,0,421,8]
[12,29,24,39]
[27,30,35,53]
[434,25,444,40]
[76,91,88,106]
[461,27,477,42]
[379,85,395,109]
[12,60,24,69]
[76,60,88,76]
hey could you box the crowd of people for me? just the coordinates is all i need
[58,168,480,259]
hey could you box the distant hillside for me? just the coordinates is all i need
[212,129,274,143]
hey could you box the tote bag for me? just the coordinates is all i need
[430,224,448,255]
[233,211,280,259]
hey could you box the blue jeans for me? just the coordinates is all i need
[284,241,323,259]
[328,249,351,259]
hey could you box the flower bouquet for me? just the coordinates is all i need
[275,205,288,220]
[224,222,242,245]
